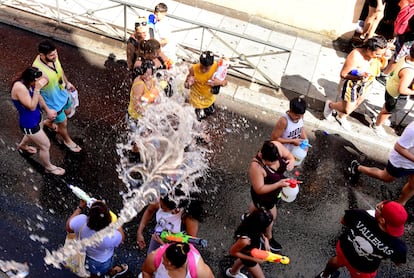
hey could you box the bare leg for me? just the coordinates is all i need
[398,175,414,205]
[229,258,244,276]
[375,105,391,126]
[18,135,37,153]
[265,206,277,239]
[56,118,81,151]
[358,165,395,182]
[320,256,342,278]
[247,264,265,278]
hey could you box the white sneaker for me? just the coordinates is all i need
[226,268,248,278]
[338,117,351,131]
[323,100,333,119]
[372,123,387,137]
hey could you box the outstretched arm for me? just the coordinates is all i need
[137,202,159,249]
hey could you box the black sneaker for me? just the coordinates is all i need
[315,270,340,278]
[350,160,361,182]
[260,237,282,253]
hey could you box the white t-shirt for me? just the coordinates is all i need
[389,121,414,169]
[155,208,183,233]
[69,214,122,262]
[153,19,177,61]
[281,112,304,152]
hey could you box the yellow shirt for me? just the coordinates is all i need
[128,78,158,120]
[189,62,218,109]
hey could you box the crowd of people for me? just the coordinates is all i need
[8,1,414,278]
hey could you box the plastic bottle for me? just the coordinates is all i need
[291,139,312,166]
[281,179,299,202]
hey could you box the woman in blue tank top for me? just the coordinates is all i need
[11,67,65,175]
[248,140,294,253]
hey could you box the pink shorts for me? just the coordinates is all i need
[336,241,377,278]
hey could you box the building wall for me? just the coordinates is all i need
[198,0,365,39]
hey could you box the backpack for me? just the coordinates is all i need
[394,4,414,35]
[154,243,199,278]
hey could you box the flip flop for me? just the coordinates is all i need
[109,264,128,278]
[45,166,65,176]
[17,146,37,156]
[64,142,82,153]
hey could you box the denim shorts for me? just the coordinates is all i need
[86,255,113,276]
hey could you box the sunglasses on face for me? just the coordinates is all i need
[135,21,147,28]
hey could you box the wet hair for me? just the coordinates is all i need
[199,51,214,67]
[154,3,168,13]
[363,35,387,51]
[289,96,307,114]
[11,66,42,88]
[139,39,161,57]
[165,243,190,268]
[260,140,279,162]
[87,201,111,231]
[38,39,57,55]
[160,194,178,210]
[133,59,156,78]
[234,208,273,239]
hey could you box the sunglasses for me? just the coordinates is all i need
[135,21,147,28]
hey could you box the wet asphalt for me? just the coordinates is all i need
[0,23,414,278]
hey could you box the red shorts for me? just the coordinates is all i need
[336,241,377,278]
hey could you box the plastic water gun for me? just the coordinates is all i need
[68,184,117,223]
[251,248,290,264]
[159,231,208,247]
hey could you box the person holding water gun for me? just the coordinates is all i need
[226,208,279,278]
[136,189,201,254]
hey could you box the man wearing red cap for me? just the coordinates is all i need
[316,201,408,278]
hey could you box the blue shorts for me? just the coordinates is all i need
[386,161,414,178]
[55,98,72,124]
[86,255,113,276]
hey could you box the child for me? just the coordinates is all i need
[136,191,200,254]
[226,208,274,278]
[184,50,228,121]
[270,96,307,152]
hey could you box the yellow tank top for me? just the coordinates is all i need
[128,78,158,120]
[189,62,218,109]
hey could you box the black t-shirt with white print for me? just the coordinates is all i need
[339,209,407,273]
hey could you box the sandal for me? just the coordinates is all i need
[64,142,82,153]
[109,264,128,277]
[17,146,37,156]
[45,166,65,176]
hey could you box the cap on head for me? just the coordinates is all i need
[381,201,408,237]
[199,51,214,67]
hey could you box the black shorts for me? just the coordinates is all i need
[20,125,41,135]
[384,90,398,113]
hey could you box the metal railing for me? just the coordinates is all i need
[1,0,291,89]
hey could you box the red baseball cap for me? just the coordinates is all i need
[381,201,408,237]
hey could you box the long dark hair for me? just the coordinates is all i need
[87,201,111,231]
[234,208,273,239]
[11,67,42,89]
[165,242,191,268]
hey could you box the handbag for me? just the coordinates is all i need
[62,225,89,277]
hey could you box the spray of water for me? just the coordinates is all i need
[43,64,209,274]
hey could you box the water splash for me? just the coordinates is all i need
[0,261,29,278]
[43,73,209,273]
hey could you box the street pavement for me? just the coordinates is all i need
[1,4,414,278]
[0,0,413,156]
